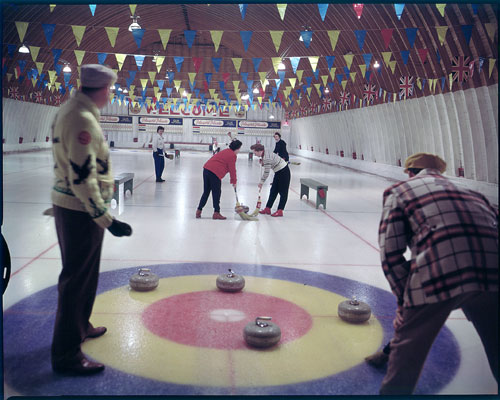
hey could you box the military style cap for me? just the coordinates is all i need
[404,152,447,173]
[80,64,117,88]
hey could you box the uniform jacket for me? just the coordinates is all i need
[379,168,498,308]
[51,91,114,229]
[203,148,237,185]
[152,132,166,154]
[273,139,289,162]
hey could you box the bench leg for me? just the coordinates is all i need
[300,184,309,199]
[124,179,134,196]
[316,191,327,210]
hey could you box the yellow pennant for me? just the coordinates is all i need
[155,56,165,73]
[489,58,496,78]
[383,91,386,101]
[48,70,57,84]
[288,77,297,88]
[381,52,392,66]
[269,31,284,53]
[174,80,182,92]
[416,77,422,90]
[232,58,242,73]
[146,98,151,107]
[15,21,29,42]
[129,93,135,102]
[341,80,347,90]
[55,82,61,91]
[257,96,262,105]
[358,65,366,78]
[306,87,312,97]
[327,30,340,52]
[210,30,223,52]
[314,83,321,95]
[276,4,287,20]
[389,60,397,74]
[140,78,148,90]
[188,72,196,84]
[115,54,126,71]
[36,62,44,75]
[393,93,396,103]
[232,80,240,92]
[77,66,81,77]
[110,93,115,103]
[297,99,301,106]
[449,73,453,90]
[6,73,12,82]
[31,77,37,87]
[343,54,354,70]
[158,29,172,50]
[258,71,267,84]
[435,4,446,17]
[435,26,448,46]
[484,23,496,43]
[262,79,269,91]
[308,56,319,72]
[130,85,135,94]
[350,71,357,82]
[14,68,19,79]
[329,67,336,80]
[321,75,328,86]
[148,71,156,85]
[112,69,118,77]
[29,46,40,62]
[296,70,303,82]
[244,104,249,111]
[432,79,437,93]
[105,27,119,47]
[129,4,137,15]
[272,57,282,74]
[74,50,85,66]
[71,25,86,47]
[50,4,56,12]
[209,88,216,98]
[187,93,192,102]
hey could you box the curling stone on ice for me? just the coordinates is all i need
[216,269,245,292]
[129,268,159,292]
[338,297,372,323]
[243,316,281,348]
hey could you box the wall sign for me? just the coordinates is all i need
[128,104,246,120]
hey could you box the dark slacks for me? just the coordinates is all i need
[197,168,222,212]
[51,205,104,365]
[153,151,165,180]
[266,165,291,210]
[380,291,498,394]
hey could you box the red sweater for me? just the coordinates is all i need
[204,148,237,184]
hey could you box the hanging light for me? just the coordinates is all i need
[182,90,188,97]
[63,64,72,73]
[123,88,128,93]
[269,115,275,119]
[324,87,330,93]
[128,15,141,31]
[18,44,29,53]
[278,62,286,70]
[252,87,259,94]
[373,60,380,69]
[241,93,249,100]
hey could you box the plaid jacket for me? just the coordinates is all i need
[379,169,498,308]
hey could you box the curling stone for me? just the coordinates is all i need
[129,268,159,292]
[234,204,250,214]
[244,316,281,348]
[216,269,245,292]
[337,297,371,323]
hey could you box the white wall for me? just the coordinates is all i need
[290,84,498,185]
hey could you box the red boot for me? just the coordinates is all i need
[213,212,227,220]
[259,207,271,215]
[196,209,202,218]
[271,209,283,217]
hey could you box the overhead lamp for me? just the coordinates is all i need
[122,88,128,93]
[182,90,188,97]
[63,64,72,73]
[241,93,249,100]
[252,87,259,94]
[373,60,380,69]
[18,44,29,53]
[324,87,330,93]
[278,62,286,70]
[269,115,275,119]
[109,86,115,90]
[128,15,141,31]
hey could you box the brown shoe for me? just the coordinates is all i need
[86,326,107,339]
[53,358,105,375]
[196,209,202,218]
[213,212,227,220]
[365,350,389,368]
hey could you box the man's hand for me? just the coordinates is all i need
[258,183,263,189]
[393,304,404,330]
[108,219,132,237]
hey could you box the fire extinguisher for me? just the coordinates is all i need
[352,152,357,159]
[458,166,464,177]
[398,159,402,167]
[326,148,329,154]
[340,150,344,157]
[311,146,314,151]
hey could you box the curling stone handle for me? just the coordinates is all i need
[227,269,235,277]
[138,268,151,276]
[349,297,360,306]
[255,316,272,327]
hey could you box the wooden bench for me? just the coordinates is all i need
[112,173,134,206]
[300,178,328,209]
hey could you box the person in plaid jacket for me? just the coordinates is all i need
[377,153,498,395]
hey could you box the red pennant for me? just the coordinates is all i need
[259,87,265,98]
[193,57,203,73]
[353,3,364,19]
[381,28,393,50]
[417,48,429,64]
[203,80,209,92]
[222,72,230,84]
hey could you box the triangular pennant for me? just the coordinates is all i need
[290,57,300,74]
[329,67,336,80]
[74,50,85,65]
[42,24,55,46]
[184,30,196,48]
[140,78,148,90]
[155,55,165,73]
[134,55,145,70]
[212,57,222,73]
[232,58,242,73]
[97,53,107,65]
[157,80,164,91]
[436,4,446,17]
[381,28,393,49]
[129,5,137,15]
[359,64,366,78]
[318,4,328,21]
[132,29,145,48]
[205,73,212,85]
[36,62,44,75]
[50,4,56,12]
[354,30,367,51]
[394,4,405,19]
[389,60,397,74]
[489,59,496,78]
[278,70,286,82]
[288,78,297,88]
[192,57,203,73]
[112,53,125,71]
[484,23,496,43]
[321,75,328,87]
[362,53,372,68]
[158,29,172,50]
[149,71,156,85]
[308,56,319,72]
[104,27,119,48]
[258,71,267,84]
[210,30,223,52]
[174,80,182,92]
[188,72,196,84]
[366,70,372,82]
[336,74,343,85]
[313,83,321,95]
[269,31,284,53]
[343,54,354,70]
[239,4,247,19]
[350,72,357,82]
[296,70,303,82]
[324,56,335,71]
[52,48,62,66]
[382,52,392,66]
[400,50,410,65]
[341,80,347,90]
[209,88,216,98]
[435,26,448,46]
[174,56,184,72]
[15,21,29,42]
[240,31,253,52]
[89,4,96,16]
[327,31,340,52]
[48,70,57,84]
[417,48,428,64]
[222,73,230,84]
[300,31,313,48]
[405,27,418,48]
[277,4,287,20]
[30,46,40,62]
[272,57,282,74]
[252,57,262,72]
[436,49,441,64]
[71,25,86,47]
[461,25,473,45]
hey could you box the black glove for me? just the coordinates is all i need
[107,219,132,237]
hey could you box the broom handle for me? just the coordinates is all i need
[234,186,240,204]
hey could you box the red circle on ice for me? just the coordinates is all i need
[142,290,313,349]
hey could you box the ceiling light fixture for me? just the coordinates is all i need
[253,87,259,94]
[324,87,330,93]
[63,64,72,73]
[241,93,249,100]
[373,60,380,68]
[278,62,286,70]
[123,88,128,93]
[18,44,29,53]
[182,90,188,97]
[269,115,275,119]
[128,15,141,31]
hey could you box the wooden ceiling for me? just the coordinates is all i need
[2,2,498,114]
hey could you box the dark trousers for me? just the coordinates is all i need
[153,151,165,180]
[51,205,104,365]
[198,168,222,213]
[380,291,498,394]
[266,165,291,210]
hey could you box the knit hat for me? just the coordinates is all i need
[80,64,117,88]
[404,153,446,173]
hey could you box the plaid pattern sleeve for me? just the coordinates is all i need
[379,188,411,305]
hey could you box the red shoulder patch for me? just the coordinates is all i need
[78,131,91,145]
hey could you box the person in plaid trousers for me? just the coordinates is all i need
[377,153,498,395]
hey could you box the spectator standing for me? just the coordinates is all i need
[152,126,166,182]
[273,132,289,162]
